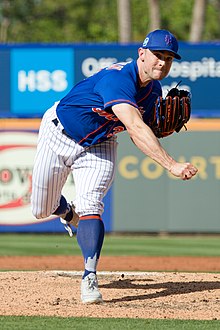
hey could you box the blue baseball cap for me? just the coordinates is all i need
[142,29,181,60]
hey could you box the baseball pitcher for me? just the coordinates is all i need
[31,29,198,304]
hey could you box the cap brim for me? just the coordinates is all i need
[144,46,181,60]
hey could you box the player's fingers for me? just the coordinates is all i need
[183,174,191,180]
[192,166,198,174]
[188,167,198,177]
[182,168,196,180]
[185,164,198,176]
[169,162,198,179]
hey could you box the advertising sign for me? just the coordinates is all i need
[164,43,220,118]
[113,120,220,233]
[74,45,137,82]
[0,43,220,118]
[10,48,74,116]
[0,126,112,232]
[0,49,10,115]
[0,130,59,232]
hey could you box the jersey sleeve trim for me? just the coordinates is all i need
[104,99,138,108]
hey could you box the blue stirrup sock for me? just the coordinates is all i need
[76,215,104,279]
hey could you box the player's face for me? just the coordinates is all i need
[140,48,174,81]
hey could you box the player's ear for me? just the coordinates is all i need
[138,47,145,61]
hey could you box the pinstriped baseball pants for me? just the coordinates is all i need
[31,103,118,219]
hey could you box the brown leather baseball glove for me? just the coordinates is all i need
[150,85,191,138]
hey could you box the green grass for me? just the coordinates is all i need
[0,316,220,330]
[0,233,220,257]
[103,234,220,257]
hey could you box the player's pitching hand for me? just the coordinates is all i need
[169,162,198,180]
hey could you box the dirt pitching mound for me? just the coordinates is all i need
[0,270,219,320]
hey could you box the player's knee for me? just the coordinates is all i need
[31,207,51,219]
[76,200,104,217]
[31,196,52,219]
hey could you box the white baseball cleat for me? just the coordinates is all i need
[81,273,103,304]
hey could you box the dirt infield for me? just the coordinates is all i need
[0,255,220,272]
[0,256,220,320]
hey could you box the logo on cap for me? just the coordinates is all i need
[141,29,181,59]
[165,35,172,46]
[142,37,149,47]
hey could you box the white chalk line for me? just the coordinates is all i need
[53,270,162,277]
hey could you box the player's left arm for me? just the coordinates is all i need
[112,103,198,180]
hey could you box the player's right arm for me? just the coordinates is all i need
[112,103,198,180]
